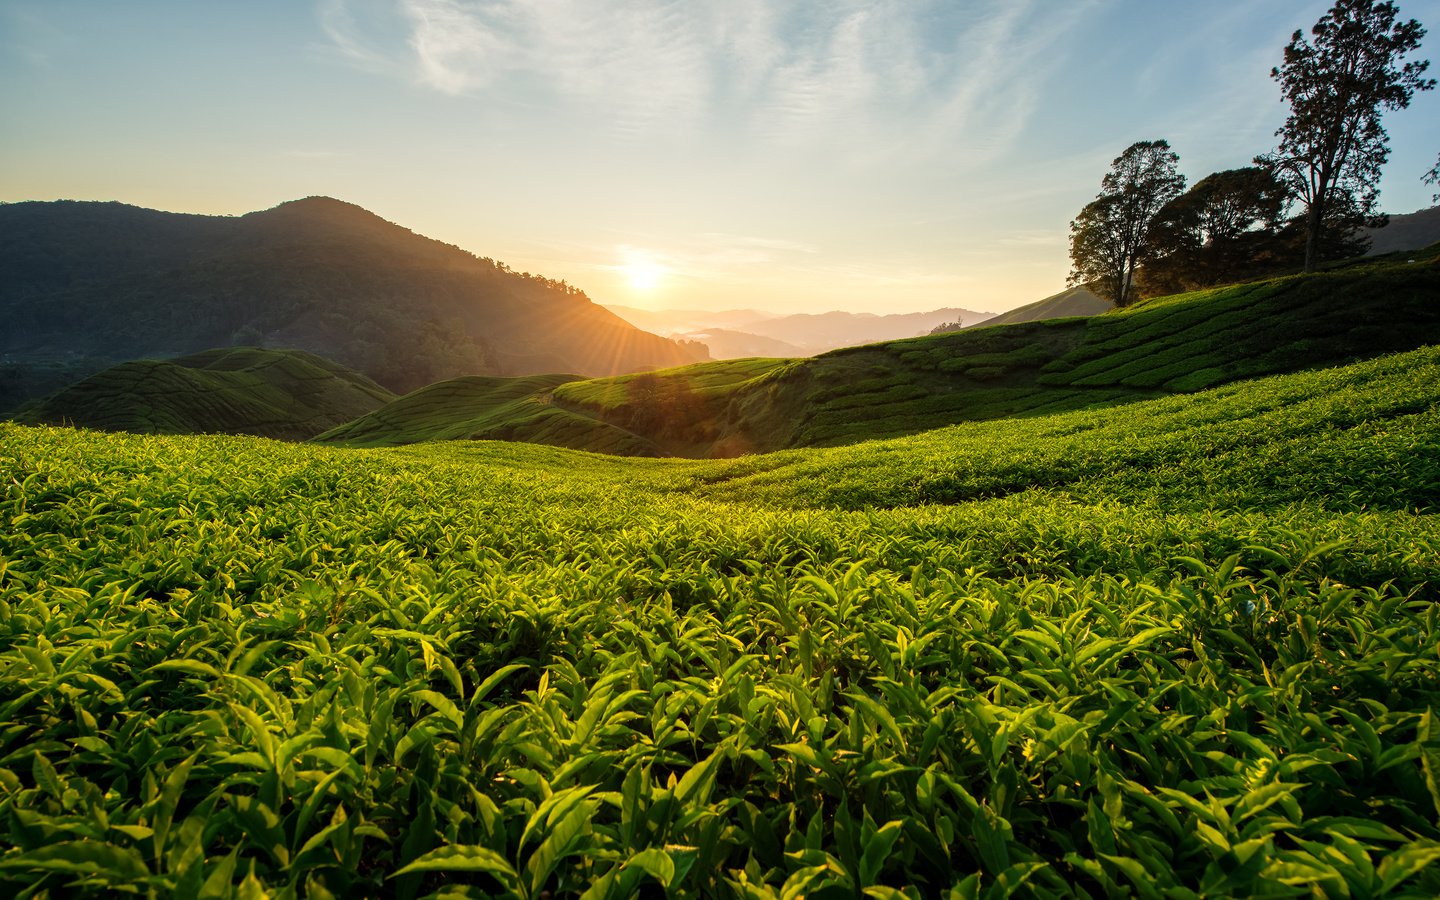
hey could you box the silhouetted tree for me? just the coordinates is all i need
[1068,140,1186,308]
[1139,167,1291,296]
[1257,0,1433,272]
[1426,152,1440,203]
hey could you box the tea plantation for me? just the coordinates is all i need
[1,346,1439,897]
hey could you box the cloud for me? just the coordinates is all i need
[3,3,70,67]
[319,0,1094,159]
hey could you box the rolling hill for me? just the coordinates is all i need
[313,373,658,455]
[10,347,395,441]
[319,248,1440,456]
[0,197,705,410]
[967,284,1111,328]
[2,338,1438,894]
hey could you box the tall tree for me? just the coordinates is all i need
[1068,140,1185,308]
[1139,167,1290,297]
[1426,152,1440,203]
[1258,0,1433,272]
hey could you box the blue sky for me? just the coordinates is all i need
[2,0,1437,314]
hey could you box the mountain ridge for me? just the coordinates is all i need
[0,197,706,410]
[606,304,998,358]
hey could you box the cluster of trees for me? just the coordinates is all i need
[1070,0,1434,307]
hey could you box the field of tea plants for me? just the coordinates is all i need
[13,348,394,442]
[2,346,1439,897]
[311,250,1440,459]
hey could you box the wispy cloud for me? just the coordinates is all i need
[319,0,1095,160]
[4,3,69,67]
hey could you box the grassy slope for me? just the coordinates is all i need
[1,346,1437,895]
[970,284,1111,328]
[568,250,1440,455]
[10,347,395,440]
[314,373,659,455]
[320,251,1439,458]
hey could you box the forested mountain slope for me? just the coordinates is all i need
[0,198,704,409]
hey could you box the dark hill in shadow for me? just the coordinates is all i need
[0,197,705,410]
[13,347,395,441]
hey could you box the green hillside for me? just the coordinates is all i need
[326,251,1439,457]
[314,373,658,455]
[1,344,1437,895]
[10,347,395,441]
[970,284,1112,328]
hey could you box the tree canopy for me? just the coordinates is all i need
[1068,140,1185,308]
[1138,167,1290,297]
[1258,0,1433,272]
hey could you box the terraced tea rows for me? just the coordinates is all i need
[1,346,1438,895]
[14,348,395,441]
[315,251,1440,458]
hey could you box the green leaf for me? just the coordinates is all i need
[1378,844,1440,894]
[777,742,828,773]
[0,840,151,881]
[675,750,723,805]
[391,844,518,880]
[149,659,224,680]
[624,847,676,887]
[525,799,594,895]
[412,689,463,727]
[472,663,529,707]
[859,821,903,885]
[847,693,907,749]
[198,847,240,899]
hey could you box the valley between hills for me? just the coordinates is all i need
[1,198,1439,896]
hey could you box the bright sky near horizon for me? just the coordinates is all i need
[2,1,1438,316]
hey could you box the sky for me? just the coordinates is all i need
[2,1,1438,316]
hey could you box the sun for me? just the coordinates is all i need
[627,261,661,290]
[619,251,665,291]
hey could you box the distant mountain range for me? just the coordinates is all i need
[604,306,780,336]
[1365,206,1440,256]
[605,304,996,357]
[0,197,704,411]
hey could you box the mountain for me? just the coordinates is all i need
[317,247,1440,457]
[0,197,705,410]
[608,304,997,356]
[968,285,1111,328]
[11,347,394,440]
[1364,206,1440,256]
[604,305,779,336]
[730,307,997,354]
[666,328,806,359]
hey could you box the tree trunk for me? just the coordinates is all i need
[1303,198,1320,273]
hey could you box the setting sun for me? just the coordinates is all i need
[620,252,665,291]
